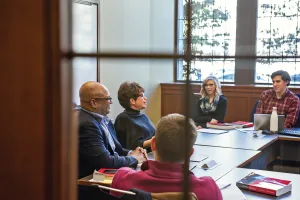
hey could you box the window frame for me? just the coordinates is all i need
[174,0,300,86]
[73,0,100,81]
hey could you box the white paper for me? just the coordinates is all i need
[197,128,228,134]
[221,185,247,200]
[190,154,208,162]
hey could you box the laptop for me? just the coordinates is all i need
[254,114,285,131]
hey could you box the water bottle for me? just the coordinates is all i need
[270,107,278,133]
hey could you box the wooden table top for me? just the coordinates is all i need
[191,145,261,181]
[194,129,278,150]
[278,134,300,142]
[217,168,300,200]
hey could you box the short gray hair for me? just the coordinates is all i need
[155,114,197,163]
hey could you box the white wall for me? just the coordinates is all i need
[99,0,174,125]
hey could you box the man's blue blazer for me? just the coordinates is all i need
[78,109,137,178]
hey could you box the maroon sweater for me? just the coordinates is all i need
[111,160,223,200]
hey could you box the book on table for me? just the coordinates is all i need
[236,172,292,196]
[207,121,254,130]
[206,122,236,130]
[91,168,118,183]
[228,121,254,128]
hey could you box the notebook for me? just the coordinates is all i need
[254,114,285,131]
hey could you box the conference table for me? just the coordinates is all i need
[278,134,300,142]
[191,145,260,180]
[78,145,261,186]
[78,129,300,200]
[195,129,278,150]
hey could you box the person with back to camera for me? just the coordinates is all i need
[193,75,227,128]
[111,113,223,200]
[256,70,300,128]
[114,81,155,152]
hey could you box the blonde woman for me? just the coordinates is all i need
[193,76,227,128]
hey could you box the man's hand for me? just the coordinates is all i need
[196,125,202,130]
[143,136,154,148]
[210,118,218,124]
[129,147,147,163]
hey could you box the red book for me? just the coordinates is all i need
[98,168,118,177]
[92,168,118,182]
[236,172,292,196]
[229,121,254,128]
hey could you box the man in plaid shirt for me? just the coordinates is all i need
[256,70,300,128]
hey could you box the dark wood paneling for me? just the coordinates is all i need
[0,1,74,200]
[1,2,46,200]
[161,83,300,122]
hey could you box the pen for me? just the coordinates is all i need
[219,183,231,190]
[190,164,197,171]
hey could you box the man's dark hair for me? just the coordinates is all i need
[271,70,291,86]
[118,81,145,109]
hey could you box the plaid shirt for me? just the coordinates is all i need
[256,89,300,128]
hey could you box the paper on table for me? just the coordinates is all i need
[239,127,254,131]
[89,178,113,185]
[199,163,221,170]
[235,128,266,138]
[221,184,247,200]
[197,128,228,134]
[190,154,208,162]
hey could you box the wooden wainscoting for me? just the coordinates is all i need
[161,83,300,122]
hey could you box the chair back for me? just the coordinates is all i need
[189,92,200,118]
[295,94,300,128]
[80,186,198,200]
[152,192,197,200]
[249,100,259,122]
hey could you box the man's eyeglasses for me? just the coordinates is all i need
[94,97,113,102]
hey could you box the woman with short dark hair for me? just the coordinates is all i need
[114,81,155,151]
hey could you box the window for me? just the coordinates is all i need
[177,0,237,82]
[72,0,99,104]
[256,0,300,84]
[176,0,300,85]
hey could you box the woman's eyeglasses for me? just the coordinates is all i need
[204,84,214,88]
[137,93,146,98]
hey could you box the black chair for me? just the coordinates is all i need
[79,185,197,200]
[78,186,151,200]
[189,92,200,119]
[249,100,259,122]
[267,93,300,173]
[294,94,300,128]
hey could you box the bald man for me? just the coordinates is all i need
[78,81,145,178]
